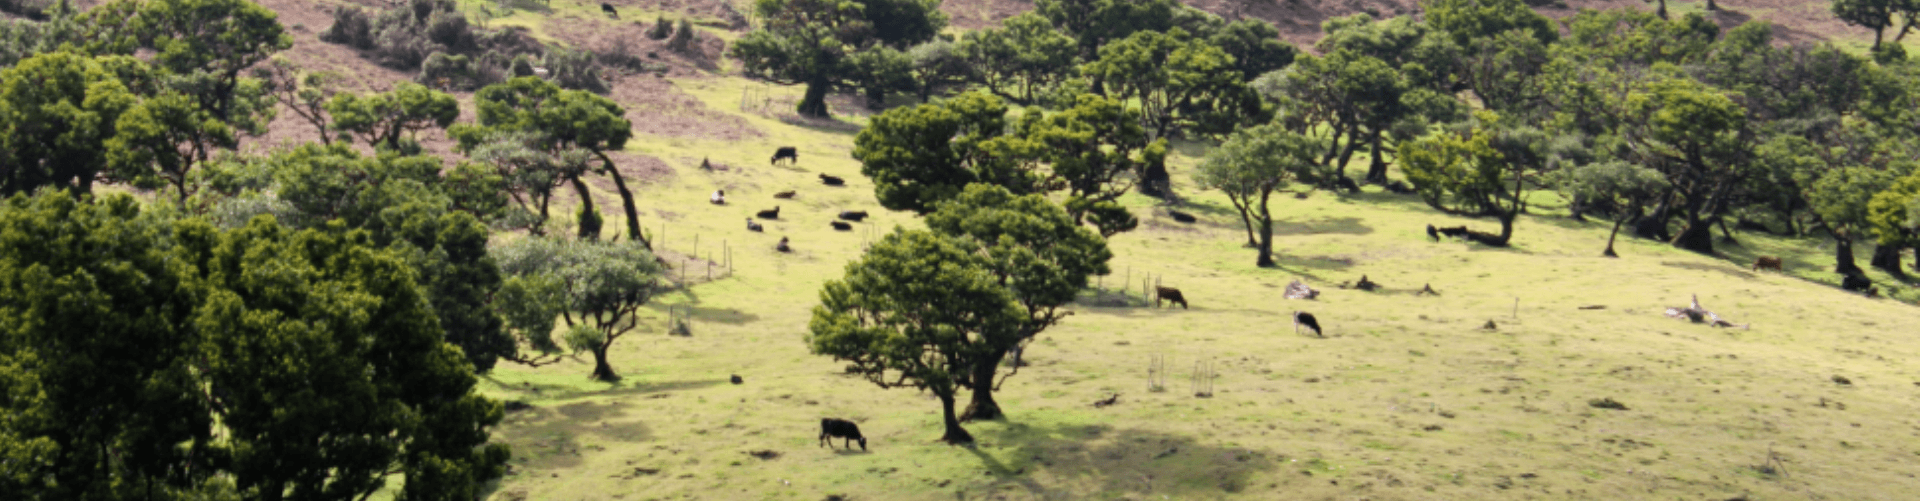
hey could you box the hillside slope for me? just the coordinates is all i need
[103,0,1919,498]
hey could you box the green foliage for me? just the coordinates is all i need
[0,0,84,67]
[1867,171,1920,246]
[808,229,1023,443]
[924,184,1111,420]
[458,77,645,245]
[1830,0,1920,48]
[1034,0,1214,61]
[491,236,664,381]
[847,44,914,109]
[906,38,972,102]
[462,130,589,236]
[955,13,1076,105]
[1080,28,1255,138]
[1,190,509,499]
[648,15,672,40]
[106,91,237,205]
[1016,94,1165,236]
[1420,0,1558,49]
[0,191,208,499]
[728,0,947,117]
[177,215,509,499]
[854,91,1026,214]
[418,51,505,91]
[1195,124,1321,265]
[0,51,139,196]
[667,17,696,53]
[1209,18,1298,81]
[326,81,461,150]
[544,47,608,94]
[1401,112,1531,245]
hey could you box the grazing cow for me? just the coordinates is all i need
[710,189,726,205]
[756,206,780,220]
[600,3,617,18]
[1841,273,1873,293]
[771,146,798,165]
[745,218,763,232]
[1752,256,1783,272]
[837,210,868,222]
[819,174,845,186]
[1426,224,1440,242]
[1154,286,1187,309]
[1435,225,1470,238]
[774,190,797,199]
[1168,210,1196,223]
[819,418,866,450]
[776,236,791,253]
[830,221,852,231]
[1293,311,1322,337]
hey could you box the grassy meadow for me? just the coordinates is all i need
[471,74,1920,501]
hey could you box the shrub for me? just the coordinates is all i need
[418,52,504,91]
[543,48,606,94]
[647,15,671,40]
[320,6,375,49]
[666,18,696,53]
[510,54,535,77]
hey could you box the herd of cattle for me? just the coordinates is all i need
[732,146,1890,451]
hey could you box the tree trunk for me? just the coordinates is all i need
[589,344,618,381]
[1364,129,1389,184]
[1705,0,1716,11]
[596,152,651,250]
[937,390,973,445]
[1870,243,1905,277]
[1670,217,1714,254]
[1603,217,1624,257]
[961,350,1006,422]
[864,85,886,110]
[798,80,831,118]
[1139,158,1171,198]
[570,176,600,240]
[1656,0,1667,19]
[1835,235,1863,277]
[1255,189,1276,267]
[1634,191,1674,240]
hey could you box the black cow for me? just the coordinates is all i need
[1841,273,1873,293]
[755,206,780,220]
[1293,311,1322,337]
[600,3,617,18]
[819,174,845,186]
[1154,286,1187,309]
[830,221,852,231]
[771,146,798,165]
[837,210,868,222]
[1168,210,1196,223]
[1426,224,1440,242]
[820,418,866,450]
[776,236,791,253]
[1385,180,1415,194]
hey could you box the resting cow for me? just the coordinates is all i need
[1752,256,1783,272]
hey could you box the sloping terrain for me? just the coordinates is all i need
[44,0,1908,498]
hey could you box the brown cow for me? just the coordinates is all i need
[1752,256,1783,272]
[1154,286,1187,309]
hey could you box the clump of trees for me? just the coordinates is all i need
[320,0,546,91]
[809,184,1110,442]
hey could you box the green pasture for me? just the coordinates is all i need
[474,74,1920,500]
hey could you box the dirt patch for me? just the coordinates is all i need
[607,73,765,141]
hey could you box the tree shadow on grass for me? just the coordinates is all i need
[1271,216,1372,237]
[957,422,1278,499]
[1660,260,1758,281]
